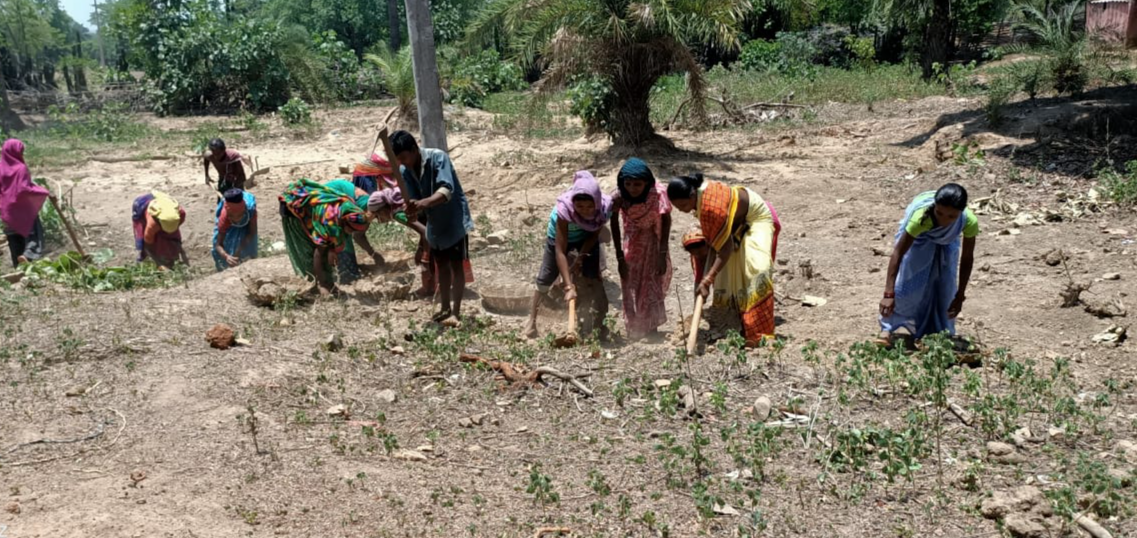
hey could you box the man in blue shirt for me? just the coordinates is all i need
[392,130,474,328]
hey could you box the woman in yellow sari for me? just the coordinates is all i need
[667,173,782,346]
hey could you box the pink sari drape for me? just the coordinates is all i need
[619,183,672,338]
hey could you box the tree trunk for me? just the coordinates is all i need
[387,0,401,51]
[404,0,446,150]
[921,0,951,79]
[0,66,27,132]
[609,70,659,148]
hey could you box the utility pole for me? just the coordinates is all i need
[403,0,447,150]
[92,0,107,67]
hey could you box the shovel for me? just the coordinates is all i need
[47,195,90,261]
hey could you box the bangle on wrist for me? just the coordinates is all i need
[883,291,895,299]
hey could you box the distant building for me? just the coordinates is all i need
[1086,0,1137,47]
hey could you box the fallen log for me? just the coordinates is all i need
[459,353,593,397]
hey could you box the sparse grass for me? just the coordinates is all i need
[482,91,576,139]
[19,250,195,292]
[650,64,953,127]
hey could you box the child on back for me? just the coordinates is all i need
[523,171,612,339]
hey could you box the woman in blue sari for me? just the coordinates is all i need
[878,183,978,346]
[212,188,258,271]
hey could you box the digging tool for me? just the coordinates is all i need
[47,195,87,260]
[686,294,705,356]
[375,127,413,210]
[553,297,579,348]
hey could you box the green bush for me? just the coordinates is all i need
[984,76,1016,127]
[1098,160,1137,205]
[446,50,527,108]
[738,40,783,72]
[279,98,313,126]
[567,76,614,135]
[843,36,876,69]
[1007,60,1048,99]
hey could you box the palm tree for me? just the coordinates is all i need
[1011,0,1086,94]
[364,46,418,128]
[468,0,751,147]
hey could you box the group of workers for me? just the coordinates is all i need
[0,132,979,346]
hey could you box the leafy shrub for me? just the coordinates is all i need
[984,76,1016,127]
[738,40,783,72]
[774,32,820,78]
[446,50,527,108]
[1007,60,1048,99]
[279,98,313,126]
[843,36,876,69]
[311,31,364,101]
[134,2,291,114]
[567,76,614,135]
[1097,160,1137,205]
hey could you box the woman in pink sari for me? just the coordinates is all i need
[611,158,672,340]
[1,139,50,267]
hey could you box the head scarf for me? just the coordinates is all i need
[617,158,655,205]
[0,139,51,237]
[148,191,183,233]
[354,154,398,190]
[368,188,404,212]
[681,227,706,250]
[555,171,612,232]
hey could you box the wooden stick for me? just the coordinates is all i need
[567,297,578,337]
[534,528,571,538]
[686,294,705,356]
[375,127,413,209]
[48,195,86,258]
[533,366,593,397]
[741,102,810,110]
[458,354,593,397]
[1074,513,1113,538]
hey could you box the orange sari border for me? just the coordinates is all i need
[698,180,738,252]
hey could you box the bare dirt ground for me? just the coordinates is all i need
[2,92,1136,538]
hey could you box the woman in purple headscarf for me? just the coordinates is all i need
[0,139,50,267]
[523,171,613,339]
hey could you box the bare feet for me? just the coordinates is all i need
[432,309,452,323]
[441,315,462,328]
[16,255,28,266]
[874,331,893,347]
[522,322,539,339]
[414,287,433,298]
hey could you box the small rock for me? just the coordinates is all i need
[466,445,483,453]
[1011,427,1034,447]
[458,417,474,428]
[326,404,348,417]
[1118,440,1137,464]
[469,237,489,252]
[600,410,619,420]
[1102,273,1121,281]
[270,241,286,252]
[130,469,147,484]
[980,486,1049,519]
[485,231,511,246]
[205,324,236,350]
[987,441,1026,464]
[654,379,673,389]
[1047,426,1065,441]
[471,414,485,426]
[393,449,427,462]
[1003,513,1048,538]
[678,386,696,410]
[323,334,344,352]
[1092,325,1127,346]
[1013,213,1040,227]
[1107,468,1133,487]
[65,385,90,397]
[801,295,828,307]
[389,346,405,355]
[712,502,741,516]
[753,396,772,422]
[234,338,251,346]
[6,501,20,514]
[522,214,538,226]
[871,247,889,257]
[376,389,398,404]
[1042,249,1066,266]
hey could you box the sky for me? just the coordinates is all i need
[60,0,96,30]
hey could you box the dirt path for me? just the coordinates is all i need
[2,98,1135,537]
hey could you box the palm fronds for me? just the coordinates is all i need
[363,46,417,121]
